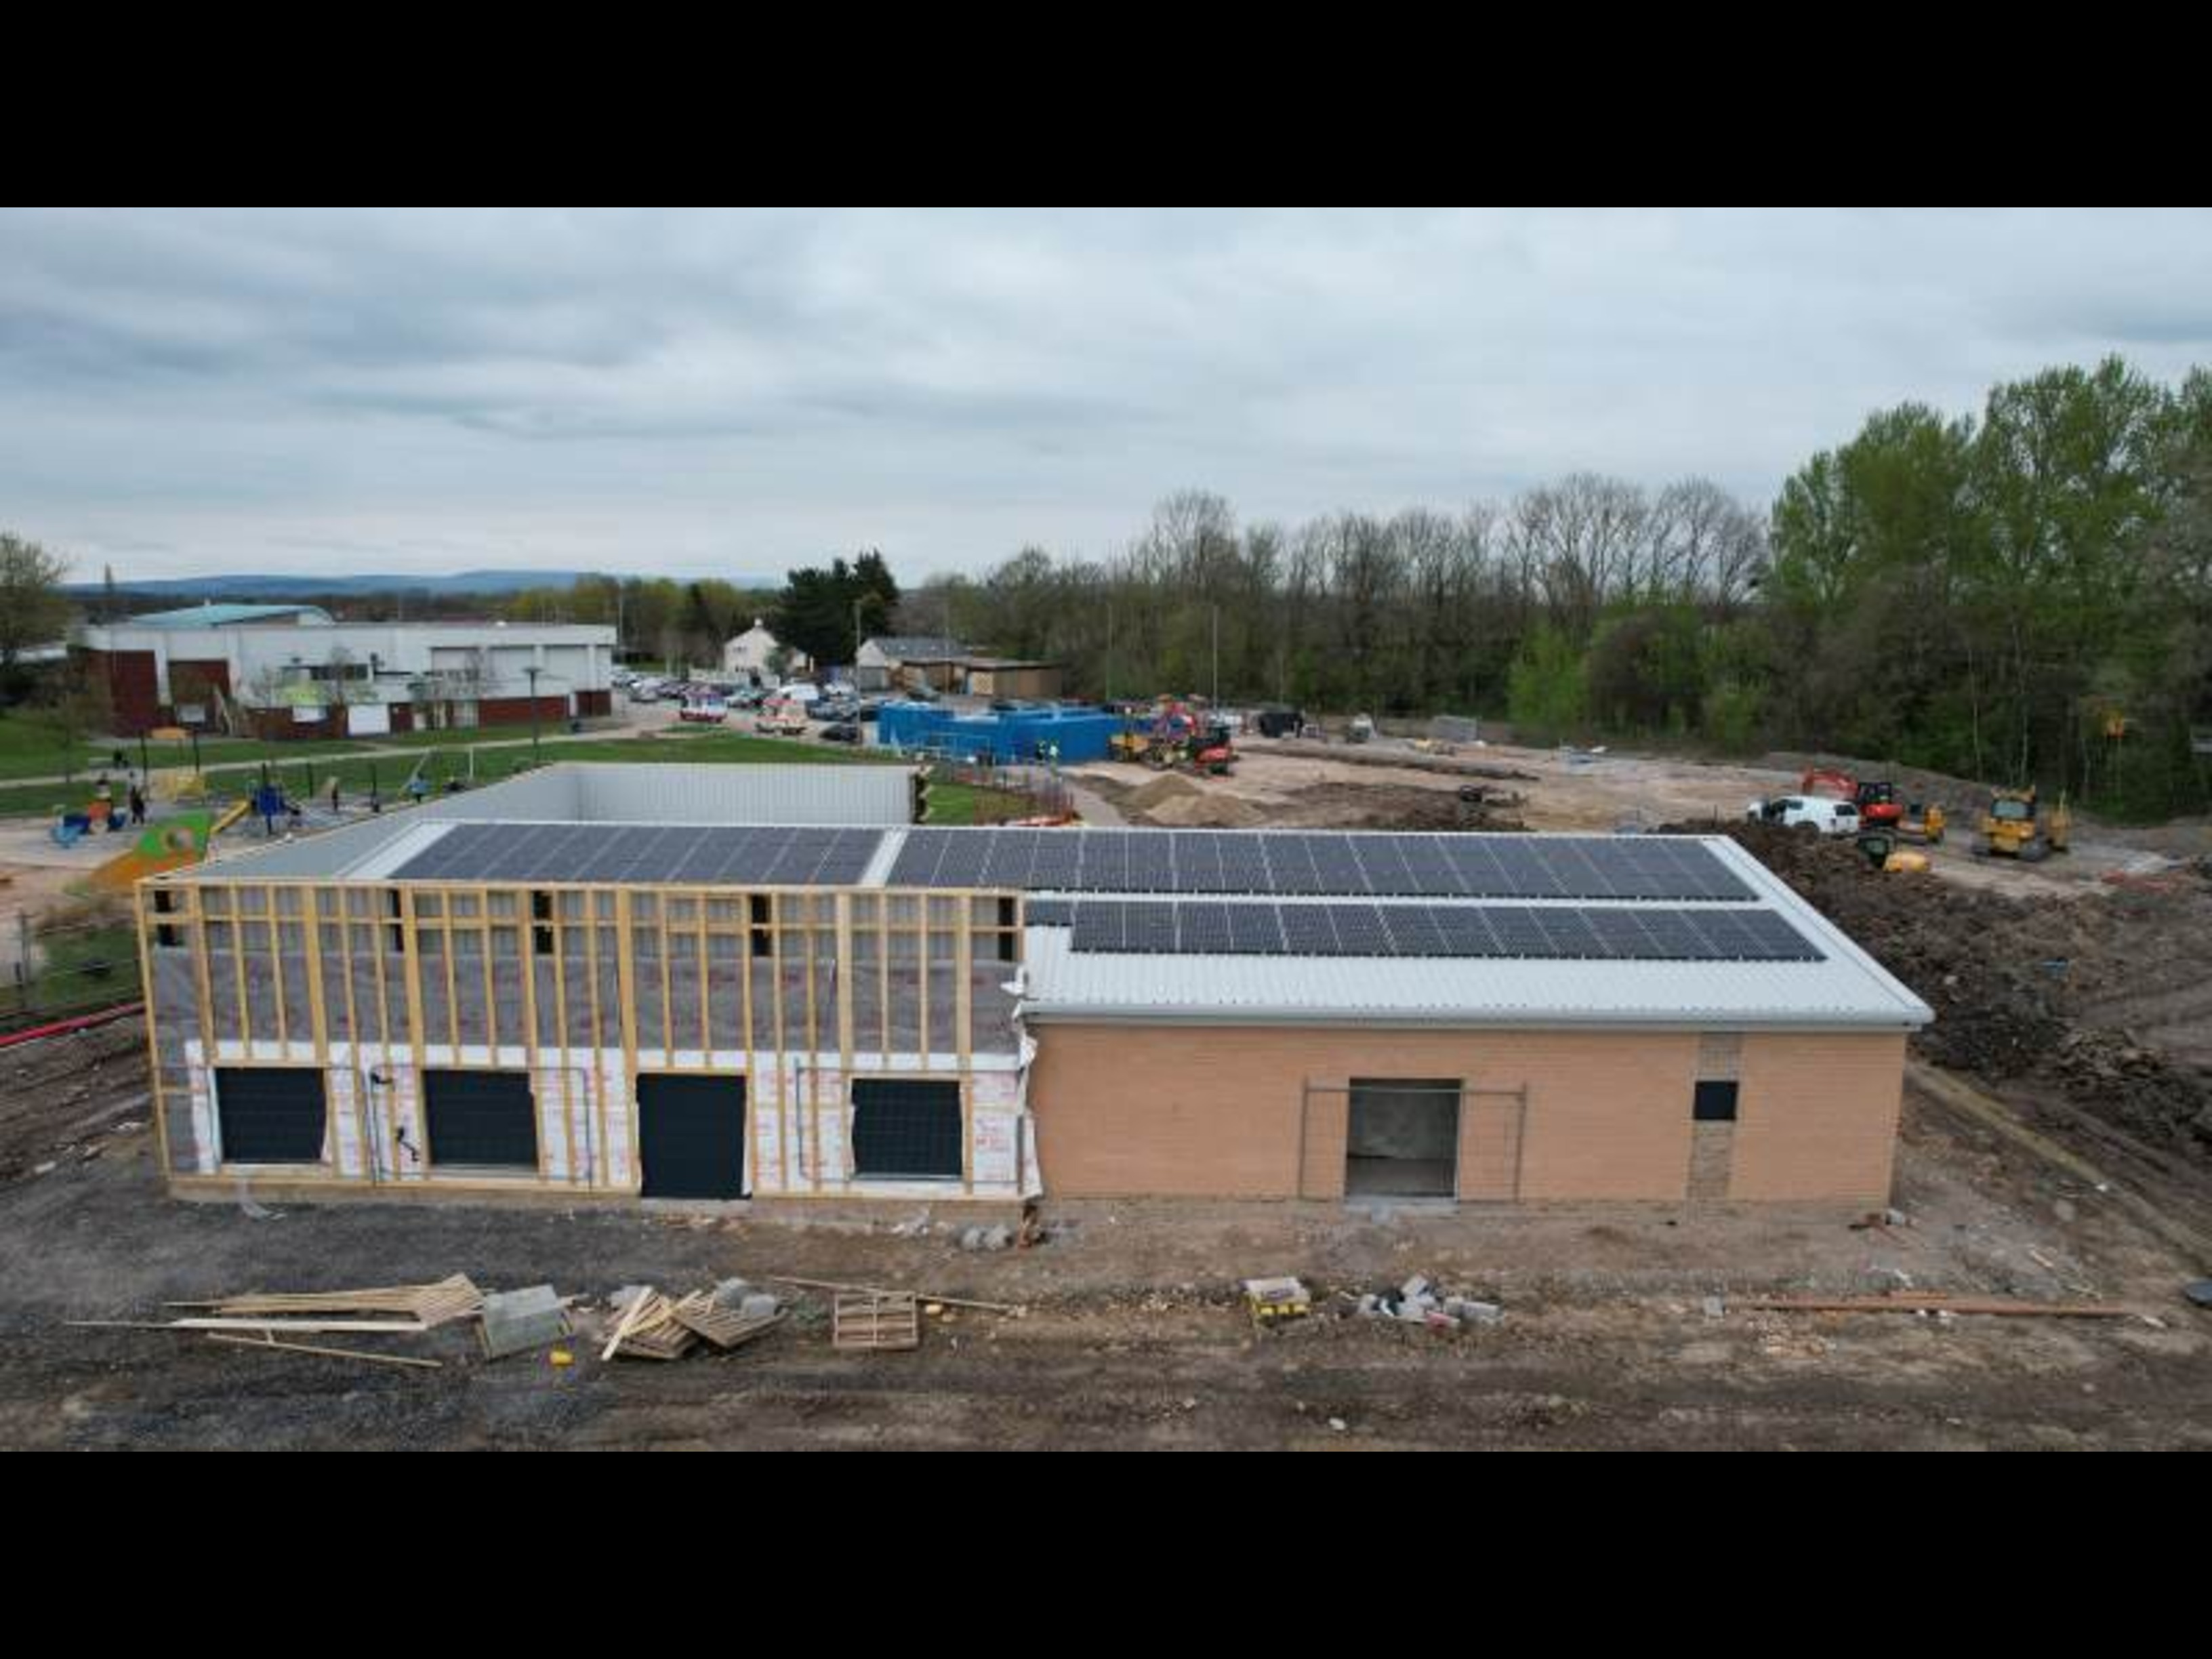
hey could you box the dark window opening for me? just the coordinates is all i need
[531,890,554,956]
[1345,1078,1460,1198]
[638,1073,747,1200]
[1694,1080,1740,1123]
[997,896,1019,962]
[216,1067,327,1164]
[385,887,405,954]
[851,1079,963,1181]
[750,894,772,958]
[154,888,182,949]
[424,1069,539,1168]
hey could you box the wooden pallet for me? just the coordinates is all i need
[602,1290,697,1361]
[669,1293,786,1352]
[832,1292,920,1353]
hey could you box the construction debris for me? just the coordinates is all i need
[1243,1276,1312,1328]
[478,1286,572,1360]
[1354,1275,1504,1332]
[600,1287,697,1361]
[669,1291,786,1352]
[833,1291,921,1352]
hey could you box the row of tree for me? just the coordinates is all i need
[495,554,899,674]
[14,354,2210,816]
[895,358,2211,817]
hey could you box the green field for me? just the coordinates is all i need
[0,724,1028,827]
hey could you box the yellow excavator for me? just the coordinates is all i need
[1977,787,2071,862]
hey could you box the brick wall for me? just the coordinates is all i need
[476,695,569,728]
[1727,1031,1906,1204]
[74,647,161,734]
[1027,1023,1906,1205]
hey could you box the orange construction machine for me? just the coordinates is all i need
[1803,767,1906,830]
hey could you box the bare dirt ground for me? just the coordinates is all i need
[1074,735,2203,900]
[0,1071,2205,1450]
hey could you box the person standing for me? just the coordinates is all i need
[128,782,147,826]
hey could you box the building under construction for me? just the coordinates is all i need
[133,764,1930,1209]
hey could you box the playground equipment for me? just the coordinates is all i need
[89,812,217,893]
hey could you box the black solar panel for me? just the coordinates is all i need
[1054,900,1824,962]
[389,823,894,889]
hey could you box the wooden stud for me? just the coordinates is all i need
[550,899,578,1187]
[770,892,789,1192]
[614,887,640,1193]
[740,888,758,1199]
[266,905,289,1056]
[401,887,429,1179]
[331,885,373,1184]
[957,901,974,1194]
[228,895,252,1061]
[188,886,220,1171]
[657,893,674,1067]
[696,895,711,1061]
[133,886,173,1185]
[585,894,608,1187]
[804,900,821,1192]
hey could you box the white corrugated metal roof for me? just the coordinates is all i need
[1017,837,1932,1031]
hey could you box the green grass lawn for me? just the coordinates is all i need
[0,708,714,785]
[0,719,1038,827]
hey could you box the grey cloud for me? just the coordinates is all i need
[1,207,2207,582]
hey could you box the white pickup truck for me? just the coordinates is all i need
[1746,795,1861,836]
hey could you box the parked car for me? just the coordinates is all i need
[678,696,728,724]
[852,699,884,722]
[1747,796,1862,836]
[756,699,809,736]
[818,721,863,745]
[777,681,823,707]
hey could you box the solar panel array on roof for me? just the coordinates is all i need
[1039,900,1822,962]
[887,829,1751,901]
[392,823,884,886]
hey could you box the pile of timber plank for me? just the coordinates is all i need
[602,1284,792,1361]
[181,1275,485,1330]
[600,1288,697,1361]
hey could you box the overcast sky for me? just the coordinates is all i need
[3,207,2209,586]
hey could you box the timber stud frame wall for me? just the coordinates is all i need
[137,874,1033,1204]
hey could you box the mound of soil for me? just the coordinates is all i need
[1687,821,2212,1162]
[1124,774,1206,814]
[1146,792,1267,828]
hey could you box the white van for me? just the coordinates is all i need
[1746,796,1861,836]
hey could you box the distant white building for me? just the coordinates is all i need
[76,605,616,739]
[722,619,806,682]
